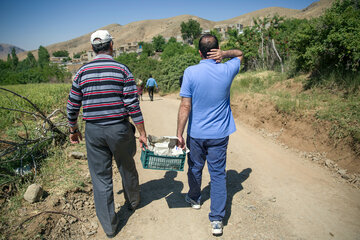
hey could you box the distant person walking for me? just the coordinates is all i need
[146,75,158,101]
[66,30,147,238]
[137,80,143,101]
[176,34,243,236]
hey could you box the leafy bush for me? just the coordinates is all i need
[53,50,69,57]
[0,46,71,85]
[152,35,166,52]
[116,46,199,92]
[139,42,155,57]
[156,53,200,92]
[291,0,360,90]
[73,51,85,59]
[115,52,159,82]
[161,41,197,60]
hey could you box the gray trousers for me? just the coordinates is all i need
[85,121,140,235]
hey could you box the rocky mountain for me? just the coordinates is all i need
[17,0,335,60]
[0,44,25,59]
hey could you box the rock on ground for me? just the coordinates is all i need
[24,184,43,203]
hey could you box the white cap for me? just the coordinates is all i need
[90,30,113,45]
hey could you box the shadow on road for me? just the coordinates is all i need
[115,172,183,233]
[138,171,184,209]
[201,168,252,225]
[117,168,251,223]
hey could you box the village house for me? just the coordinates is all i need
[49,56,68,64]
[203,23,244,40]
[52,23,243,65]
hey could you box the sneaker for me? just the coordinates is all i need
[211,221,223,236]
[185,194,201,210]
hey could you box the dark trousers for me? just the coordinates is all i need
[187,135,229,222]
[85,121,140,235]
[148,86,154,101]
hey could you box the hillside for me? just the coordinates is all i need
[0,44,25,59]
[17,0,335,60]
[217,7,301,26]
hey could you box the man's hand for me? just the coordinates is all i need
[207,49,224,63]
[138,135,147,151]
[69,131,82,144]
[176,97,191,150]
[134,122,147,151]
[177,135,185,150]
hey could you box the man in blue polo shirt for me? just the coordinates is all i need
[145,75,158,101]
[176,34,243,236]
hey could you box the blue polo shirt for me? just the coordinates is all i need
[180,58,240,139]
[146,78,158,87]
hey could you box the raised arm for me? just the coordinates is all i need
[207,49,243,62]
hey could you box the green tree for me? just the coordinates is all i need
[157,53,200,91]
[11,48,19,68]
[291,0,360,89]
[25,52,37,68]
[38,46,50,67]
[139,42,155,57]
[152,35,166,52]
[116,52,138,70]
[162,42,186,60]
[73,51,85,59]
[210,29,222,43]
[181,19,202,44]
[167,37,177,44]
[7,54,11,65]
[115,52,159,83]
[53,50,69,57]
[162,42,198,60]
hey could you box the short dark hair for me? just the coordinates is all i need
[199,34,219,58]
[92,41,112,54]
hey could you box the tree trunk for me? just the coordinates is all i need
[261,32,264,69]
[272,39,284,73]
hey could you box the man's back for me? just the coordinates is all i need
[146,78,157,87]
[180,58,240,139]
[67,54,143,126]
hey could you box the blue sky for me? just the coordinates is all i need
[0,0,316,50]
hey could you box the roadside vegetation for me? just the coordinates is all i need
[231,71,360,154]
[0,46,71,85]
[0,83,73,189]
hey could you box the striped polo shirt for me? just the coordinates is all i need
[67,54,143,127]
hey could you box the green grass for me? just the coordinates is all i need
[231,71,287,95]
[39,144,87,193]
[0,83,79,205]
[0,83,71,130]
[0,83,87,238]
[231,71,360,147]
[0,83,89,240]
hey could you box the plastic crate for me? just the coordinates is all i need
[140,148,186,171]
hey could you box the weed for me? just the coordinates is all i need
[231,70,360,147]
[0,83,71,130]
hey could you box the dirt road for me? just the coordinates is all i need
[90,95,360,240]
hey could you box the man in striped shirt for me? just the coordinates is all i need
[67,30,147,238]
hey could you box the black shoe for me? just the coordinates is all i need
[106,218,122,238]
[126,200,139,211]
